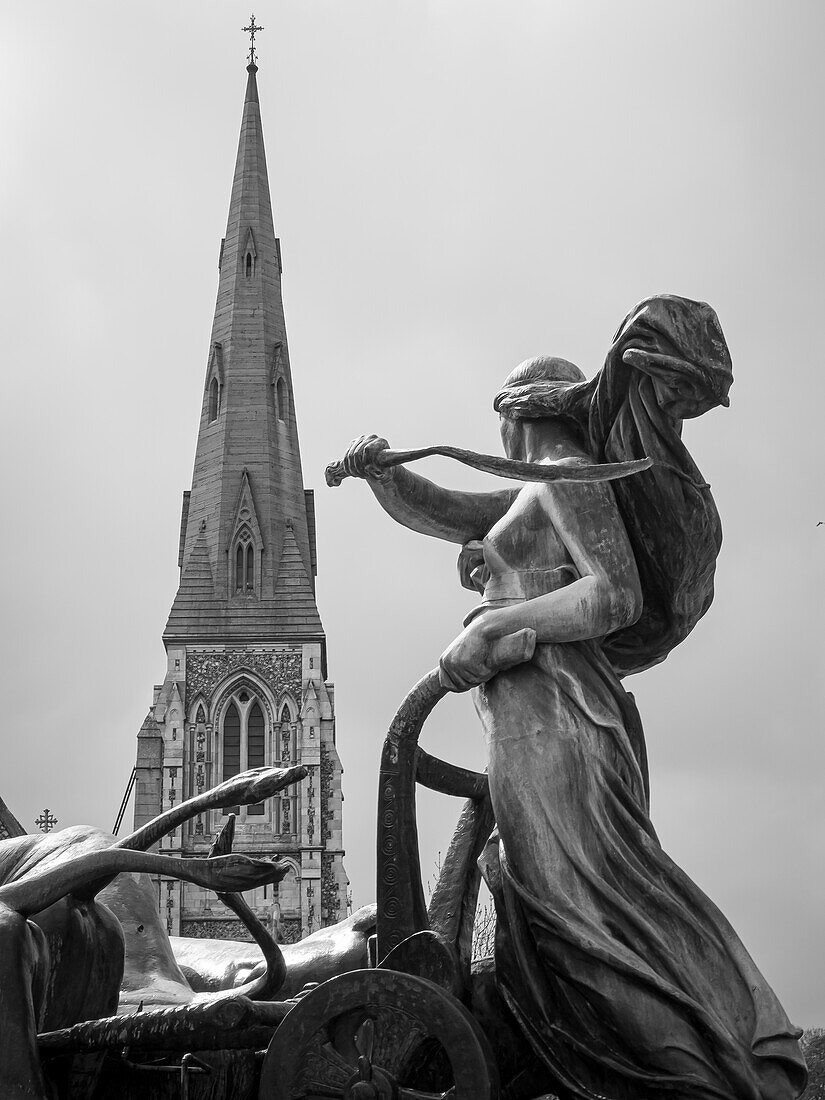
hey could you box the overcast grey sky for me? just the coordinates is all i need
[1,0,823,1023]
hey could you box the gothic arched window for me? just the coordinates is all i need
[246,544,254,590]
[247,702,265,815]
[208,377,219,423]
[235,544,245,591]
[233,527,255,595]
[222,703,242,816]
[245,252,253,277]
[219,694,271,819]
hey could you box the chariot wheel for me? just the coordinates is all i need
[258,969,499,1099]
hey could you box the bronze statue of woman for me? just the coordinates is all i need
[336,295,807,1100]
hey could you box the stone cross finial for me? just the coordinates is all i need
[243,13,264,66]
[35,808,58,833]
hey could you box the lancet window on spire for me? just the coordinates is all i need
[270,343,289,423]
[246,543,254,588]
[228,471,262,600]
[275,376,288,422]
[205,344,224,425]
[233,526,256,594]
[208,377,220,423]
[242,228,257,279]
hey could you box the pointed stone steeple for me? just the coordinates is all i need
[165,62,321,645]
[135,52,348,946]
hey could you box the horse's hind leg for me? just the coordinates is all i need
[0,904,50,1100]
[34,894,124,1031]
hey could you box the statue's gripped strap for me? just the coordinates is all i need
[376,670,445,962]
[376,669,491,975]
[326,444,652,487]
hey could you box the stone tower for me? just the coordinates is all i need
[0,796,25,840]
[132,59,348,945]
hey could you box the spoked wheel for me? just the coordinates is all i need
[258,969,500,1099]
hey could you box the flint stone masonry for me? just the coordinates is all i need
[185,649,302,707]
[802,1031,825,1098]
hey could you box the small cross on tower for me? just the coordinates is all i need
[35,808,58,833]
[243,13,264,67]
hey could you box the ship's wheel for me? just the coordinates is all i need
[258,969,499,1099]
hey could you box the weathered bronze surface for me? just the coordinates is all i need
[332,296,808,1100]
[38,996,287,1055]
[0,767,304,1099]
[258,969,500,1099]
[325,442,652,487]
[170,903,377,1001]
[375,670,447,960]
[0,295,812,1100]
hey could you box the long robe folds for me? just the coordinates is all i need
[476,632,806,1099]
[469,297,806,1096]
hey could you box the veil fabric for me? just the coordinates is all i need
[496,295,734,676]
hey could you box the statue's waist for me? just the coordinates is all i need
[464,566,577,626]
[483,565,577,603]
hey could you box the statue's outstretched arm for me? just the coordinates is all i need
[338,435,516,544]
[371,466,515,544]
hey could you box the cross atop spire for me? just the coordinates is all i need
[243,13,264,67]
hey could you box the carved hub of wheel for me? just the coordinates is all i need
[258,970,499,1100]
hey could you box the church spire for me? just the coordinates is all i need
[134,32,348,944]
[165,50,322,644]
